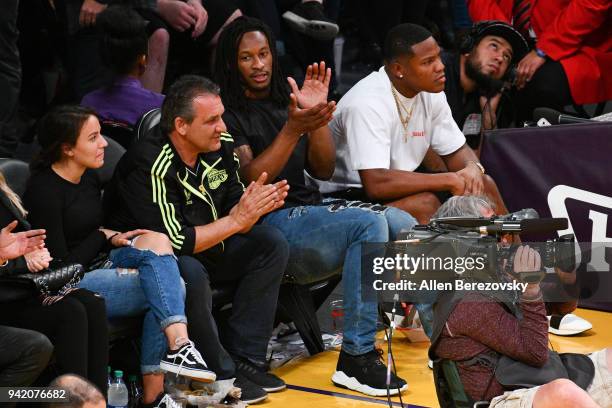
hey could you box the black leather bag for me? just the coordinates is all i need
[0,264,85,304]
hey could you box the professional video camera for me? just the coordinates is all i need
[393,209,576,283]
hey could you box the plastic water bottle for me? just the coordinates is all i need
[107,366,113,388]
[127,375,143,408]
[108,370,129,408]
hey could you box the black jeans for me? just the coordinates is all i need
[0,325,53,387]
[178,225,288,378]
[0,289,108,396]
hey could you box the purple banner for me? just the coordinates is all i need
[481,122,612,310]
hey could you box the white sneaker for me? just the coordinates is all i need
[548,314,592,336]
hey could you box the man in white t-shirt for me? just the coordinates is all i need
[319,23,507,224]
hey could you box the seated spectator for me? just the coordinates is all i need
[318,23,508,224]
[442,21,529,147]
[81,7,164,127]
[215,16,420,396]
[47,374,105,408]
[105,75,290,404]
[24,106,213,406]
[429,195,611,407]
[0,217,53,390]
[467,0,612,123]
[0,173,108,393]
[57,0,169,100]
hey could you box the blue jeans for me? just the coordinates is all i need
[79,246,186,373]
[263,200,418,355]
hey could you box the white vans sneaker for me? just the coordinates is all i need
[548,314,592,336]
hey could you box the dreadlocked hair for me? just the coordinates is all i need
[214,16,290,112]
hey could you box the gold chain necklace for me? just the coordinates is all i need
[391,85,415,142]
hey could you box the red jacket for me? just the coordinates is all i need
[467,0,612,105]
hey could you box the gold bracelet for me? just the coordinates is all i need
[467,160,485,174]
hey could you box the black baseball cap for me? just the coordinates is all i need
[473,20,530,63]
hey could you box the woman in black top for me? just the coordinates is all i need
[24,105,213,405]
[0,171,108,393]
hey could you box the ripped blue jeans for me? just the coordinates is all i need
[263,199,423,355]
[78,246,186,374]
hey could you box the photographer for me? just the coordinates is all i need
[429,195,611,407]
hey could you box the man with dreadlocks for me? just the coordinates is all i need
[215,16,420,397]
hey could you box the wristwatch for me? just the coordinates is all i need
[468,161,485,174]
[535,48,547,59]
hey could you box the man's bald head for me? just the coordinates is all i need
[47,374,105,408]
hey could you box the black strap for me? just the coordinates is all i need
[549,314,563,329]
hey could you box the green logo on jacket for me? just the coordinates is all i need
[207,168,228,190]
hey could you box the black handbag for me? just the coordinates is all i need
[0,264,85,305]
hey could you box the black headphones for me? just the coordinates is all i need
[459,20,526,84]
[460,21,500,55]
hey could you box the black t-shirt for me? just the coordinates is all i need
[223,98,322,208]
[24,168,108,268]
[442,50,481,132]
[442,50,514,143]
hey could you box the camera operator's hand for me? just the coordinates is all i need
[514,245,544,298]
[456,163,484,195]
[514,245,541,273]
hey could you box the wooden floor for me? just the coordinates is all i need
[264,308,612,408]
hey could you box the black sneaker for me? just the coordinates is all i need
[233,356,286,392]
[282,1,339,41]
[331,349,408,396]
[160,340,217,382]
[234,374,268,404]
